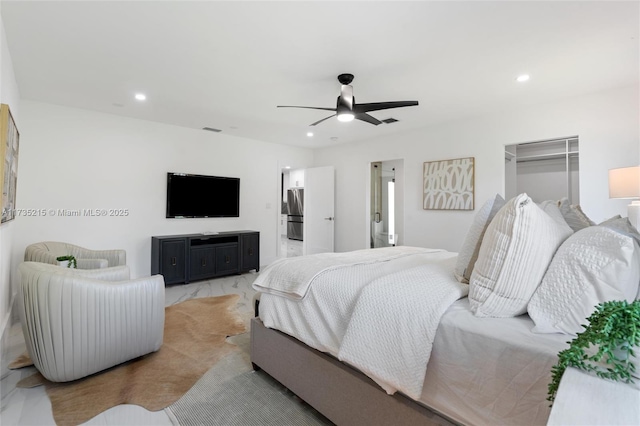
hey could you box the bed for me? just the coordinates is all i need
[250,194,640,425]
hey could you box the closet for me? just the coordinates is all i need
[505,136,580,203]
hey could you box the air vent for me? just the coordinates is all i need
[381,118,398,124]
[202,127,222,133]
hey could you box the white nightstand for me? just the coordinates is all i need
[548,367,640,425]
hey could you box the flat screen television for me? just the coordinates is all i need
[166,173,240,218]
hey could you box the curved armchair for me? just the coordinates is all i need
[17,262,165,382]
[24,241,126,269]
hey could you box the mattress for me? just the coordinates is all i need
[258,254,570,425]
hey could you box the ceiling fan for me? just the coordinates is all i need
[277,73,419,126]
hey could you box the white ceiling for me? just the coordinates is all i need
[2,1,638,148]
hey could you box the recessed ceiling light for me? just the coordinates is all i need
[306,132,314,137]
[284,166,291,169]
[516,75,530,82]
[135,93,146,101]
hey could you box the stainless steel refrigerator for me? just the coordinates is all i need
[287,188,304,241]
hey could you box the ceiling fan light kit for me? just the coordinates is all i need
[277,73,419,126]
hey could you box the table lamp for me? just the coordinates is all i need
[609,165,640,230]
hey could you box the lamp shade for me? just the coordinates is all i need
[609,166,640,199]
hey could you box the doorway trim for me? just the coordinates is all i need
[366,158,405,249]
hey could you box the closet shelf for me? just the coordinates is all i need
[516,151,579,163]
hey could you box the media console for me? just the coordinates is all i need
[151,230,259,285]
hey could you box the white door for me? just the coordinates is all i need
[303,166,335,255]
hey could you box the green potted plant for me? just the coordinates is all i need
[56,255,77,269]
[547,299,640,404]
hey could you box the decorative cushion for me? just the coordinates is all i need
[454,194,505,283]
[469,193,573,317]
[538,200,573,234]
[558,198,595,232]
[528,226,640,335]
[599,216,640,243]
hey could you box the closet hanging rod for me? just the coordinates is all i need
[516,151,579,163]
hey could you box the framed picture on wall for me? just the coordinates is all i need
[423,157,474,210]
[1,104,20,223]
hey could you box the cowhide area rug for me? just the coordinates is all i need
[10,294,247,426]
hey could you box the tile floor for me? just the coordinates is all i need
[0,273,259,425]
[280,235,303,257]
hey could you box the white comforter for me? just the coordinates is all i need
[255,247,468,400]
[252,246,438,299]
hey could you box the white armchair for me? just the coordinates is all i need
[24,241,126,269]
[17,262,165,382]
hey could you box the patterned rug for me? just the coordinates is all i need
[12,295,246,426]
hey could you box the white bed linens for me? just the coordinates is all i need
[258,249,572,425]
[420,298,569,425]
[256,247,467,400]
[252,245,439,299]
[338,259,468,399]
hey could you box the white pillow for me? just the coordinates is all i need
[528,226,640,335]
[454,194,505,283]
[469,193,573,317]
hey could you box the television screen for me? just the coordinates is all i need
[166,173,240,218]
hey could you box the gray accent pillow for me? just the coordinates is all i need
[558,197,594,232]
[454,194,505,283]
[600,216,640,245]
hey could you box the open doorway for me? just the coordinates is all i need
[279,167,304,258]
[370,159,404,248]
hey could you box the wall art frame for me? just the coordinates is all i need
[423,157,474,210]
[1,104,19,223]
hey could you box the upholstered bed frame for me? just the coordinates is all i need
[250,318,455,426]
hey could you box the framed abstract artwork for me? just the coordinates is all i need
[423,157,474,210]
[1,104,19,223]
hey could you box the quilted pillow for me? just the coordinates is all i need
[528,226,640,335]
[469,193,573,317]
[454,194,505,283]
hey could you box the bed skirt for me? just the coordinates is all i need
[250,318,457,426]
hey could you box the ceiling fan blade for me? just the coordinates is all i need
[354,101,419,113]
[355,112,382,126]
[277,105,336,112]
[310,114,336,126]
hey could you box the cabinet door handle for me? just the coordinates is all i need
[201,259,206,267]
[171,257,177,266]
[248,248,254,256]
[225,255,230,264]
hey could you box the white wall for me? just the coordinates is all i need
[0,8,21,359]
[314,85,639,254]
[12,101,314,283]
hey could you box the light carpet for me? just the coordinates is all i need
[13,294,246,426]
[166,333,332,425]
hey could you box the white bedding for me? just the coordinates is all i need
[256,247,467,399]
[421,298,569,425]
[253,246,439,299]
[338,258,468,399]
[258,249,571,425]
